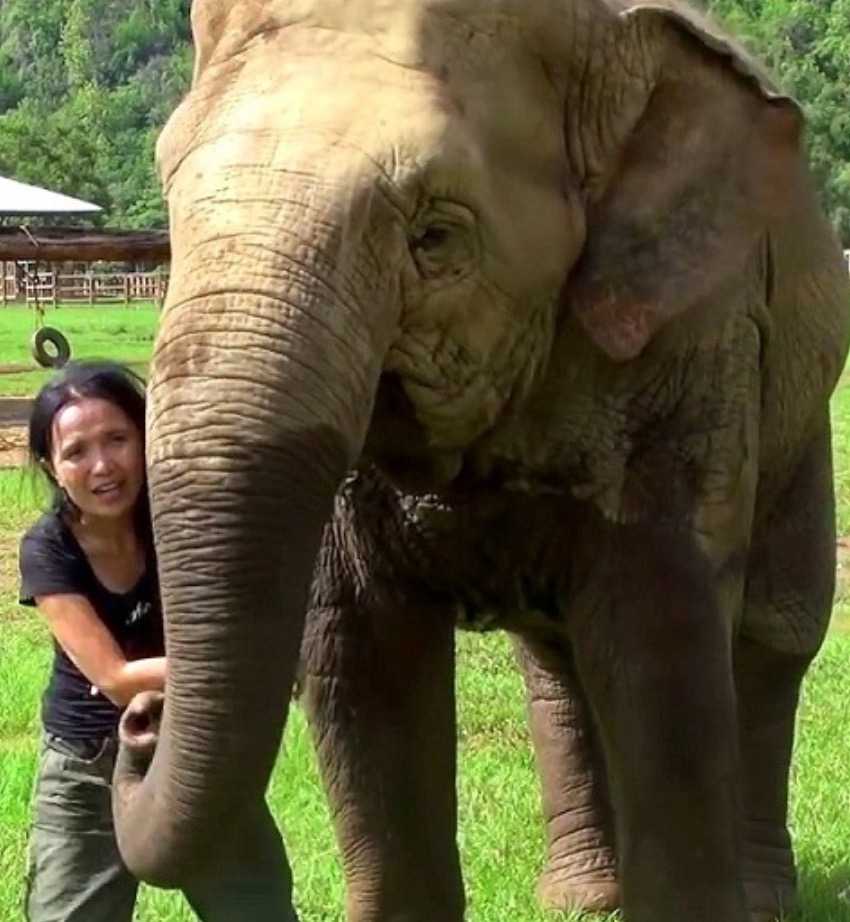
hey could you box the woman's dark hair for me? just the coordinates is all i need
[28,360,151,543]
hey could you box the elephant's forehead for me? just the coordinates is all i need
[193,0,545,71]
[176,16,562,182]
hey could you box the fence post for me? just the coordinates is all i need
[123,274,130,306]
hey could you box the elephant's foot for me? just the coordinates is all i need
[536,852,620,914]
[744,878,796,922]
[743,820,797,921]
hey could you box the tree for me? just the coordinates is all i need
[707,0,850,243]
[0,0,191,228]
[0,95,112,219]
[0,0,71,111]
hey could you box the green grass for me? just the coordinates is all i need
[0,304,159,395]
[0,355,849,919]
[831,378,850,538]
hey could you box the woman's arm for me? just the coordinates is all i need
[35,593,165,707]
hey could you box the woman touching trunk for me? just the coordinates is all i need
[20,361,294,922]
[20,362,166,922]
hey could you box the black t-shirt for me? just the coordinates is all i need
[19,511,164,741]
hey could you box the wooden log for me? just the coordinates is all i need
[0,226,170,263]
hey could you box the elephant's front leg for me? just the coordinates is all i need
[512,631,619,913]
[300,585,463,922]
[736,421,837,921]
[572,522,749,922]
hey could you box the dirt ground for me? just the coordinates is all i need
[0,425,26,468]
[0,399,31,467]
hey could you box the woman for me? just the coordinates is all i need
[19,360,166,921]
[19,360,296,922]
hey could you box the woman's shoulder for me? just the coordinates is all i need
[19,510,88,604]
[19,510,82,573]
[20,509,71,550]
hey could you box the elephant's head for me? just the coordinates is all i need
[113,0,803,884]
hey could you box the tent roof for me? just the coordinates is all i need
[0,175,102,217]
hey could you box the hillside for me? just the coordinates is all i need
[0,0,847,242]
[710,0,850,245]
[0,0,191,229]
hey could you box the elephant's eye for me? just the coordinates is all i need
[410,221,476,282]
[414,225,452,252]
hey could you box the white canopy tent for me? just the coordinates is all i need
[1,176,102,312]
[0,175,102,217]
[0,176,167,317]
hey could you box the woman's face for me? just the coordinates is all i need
[49,397,145,523]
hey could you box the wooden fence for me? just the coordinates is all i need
[2,253,848,307]
[1,261,168,308]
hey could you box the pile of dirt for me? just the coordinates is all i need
[0,425,27,468]
[0,399,31,467]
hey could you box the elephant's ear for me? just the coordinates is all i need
[567,4,804,361]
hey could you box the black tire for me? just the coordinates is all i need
[31,327,71,369]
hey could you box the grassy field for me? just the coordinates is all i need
[0,304,158,395]
[0,313,848,920]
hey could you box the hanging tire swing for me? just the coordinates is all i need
[24,257,72,369]
[31,326,71,368]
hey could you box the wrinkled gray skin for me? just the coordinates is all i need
[112,0,850,920]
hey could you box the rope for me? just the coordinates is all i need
[17,224,44,330]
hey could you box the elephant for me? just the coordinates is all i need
[111,0,850,920]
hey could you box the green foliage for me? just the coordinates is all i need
[707,0,850,243]
[62,0,97,91]
[0,1,69,111]
[0,0,191,228]
[0,94,112,216]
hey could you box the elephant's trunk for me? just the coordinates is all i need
[112,163,396,885]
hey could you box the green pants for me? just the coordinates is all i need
[26,733,298,922]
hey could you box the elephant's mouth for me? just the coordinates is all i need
[363,373,465,493]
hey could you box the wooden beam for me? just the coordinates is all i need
[0,226,170,263]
